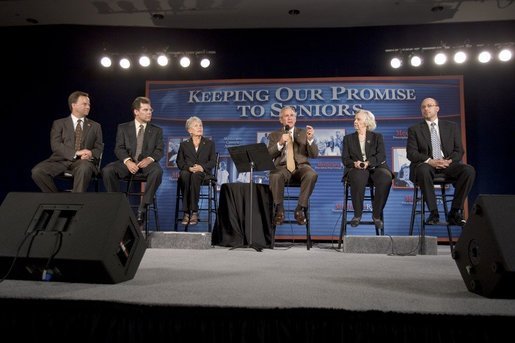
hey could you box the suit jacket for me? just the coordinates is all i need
[342,131,391,178]
[267,127,319,167]
[406,119,463,182]
[48,116,103,164]
[114,121,164,163]
[176,137,216,175]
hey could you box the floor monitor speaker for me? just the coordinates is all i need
[0,192,146,284]
[453,194,515,298]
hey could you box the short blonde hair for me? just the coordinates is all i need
[356,109,377,131]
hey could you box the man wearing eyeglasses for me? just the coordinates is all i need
[102,96,164,223]
[406,97,475,226]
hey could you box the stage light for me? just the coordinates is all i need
[119,57,131,69]
[498,48,512,62]
[157,54,169,66]
[100,56,112,68]
[390,57,402,69]
[409,54,422,67]
[139,55,151,67]
[200,57,211,68]
[453,51,467,64]
[434,52,447,65]
[97,49,215,70]
[477,50,492,63]
[386,41,512,69]
[179,56,191,68]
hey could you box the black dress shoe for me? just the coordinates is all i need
[294,210,307,225]
[273,211,285,226]
[137,209,146,223]
[425,211,439,225]
[448,211,466,226]
[350,216,361,227]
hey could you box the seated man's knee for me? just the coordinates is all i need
[463,164,476,178]
[415,163,431,179]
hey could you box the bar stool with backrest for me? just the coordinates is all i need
[409,173,457,252]
[174,153,219,232]
[271,179,312,250]
[338,175,384,249]
[123,173,160,237]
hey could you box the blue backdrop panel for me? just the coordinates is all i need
[147,76,465,238]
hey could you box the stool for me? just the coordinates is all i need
[409,175,456,253]
[174,174,218,232]
[124,174,159,237]
[271,180,312,250]
[338,177,384,250]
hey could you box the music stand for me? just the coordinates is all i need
[228,143,275,252]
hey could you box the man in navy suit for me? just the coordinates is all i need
[31,91,103,192]
[407,97,475,226]
[102,96,163,222]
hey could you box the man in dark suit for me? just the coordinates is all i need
[102,96,164,222]
[407,97,475,226]
[268,106,318,225]
[176,116,216,225]
[32,91,103,192]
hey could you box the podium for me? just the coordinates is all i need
[227,143,275,251]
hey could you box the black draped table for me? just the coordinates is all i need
[212,183,273,248]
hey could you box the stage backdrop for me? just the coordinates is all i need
[147,76,465,240]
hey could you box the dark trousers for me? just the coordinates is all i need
[102,161,163,209]
[413,162,476,212]
[346,167,392,218]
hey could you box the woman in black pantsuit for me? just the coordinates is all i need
[342,109,393,230]
[176,116,216,225]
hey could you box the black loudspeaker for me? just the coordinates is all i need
[453,194,515,298]
[0,192,146,284]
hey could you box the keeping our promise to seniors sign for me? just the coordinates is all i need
[147,76,465,239]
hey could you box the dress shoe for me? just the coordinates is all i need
[448,211,466,226]
[181,213,190,225]
[189,212,199,225]
[294,210,307,225]
[350,216,361,227]
[373,218,384,231]
[136,209,146,223]
[425,211,440,225]
[273,211,285,226]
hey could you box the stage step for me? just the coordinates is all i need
[341,235,438,255]
[147,232,212,249]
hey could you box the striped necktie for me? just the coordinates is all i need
[135,124,144,162]
[430,122,442,159]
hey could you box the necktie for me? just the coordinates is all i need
[135,124,144,162]
[74,119,83,151]
[286,132,295,172]
[430,122,442,159]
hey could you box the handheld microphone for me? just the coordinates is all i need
[284,125,290,132]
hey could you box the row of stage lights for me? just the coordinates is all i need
[99,51,215,70]
[387,44,513,69]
